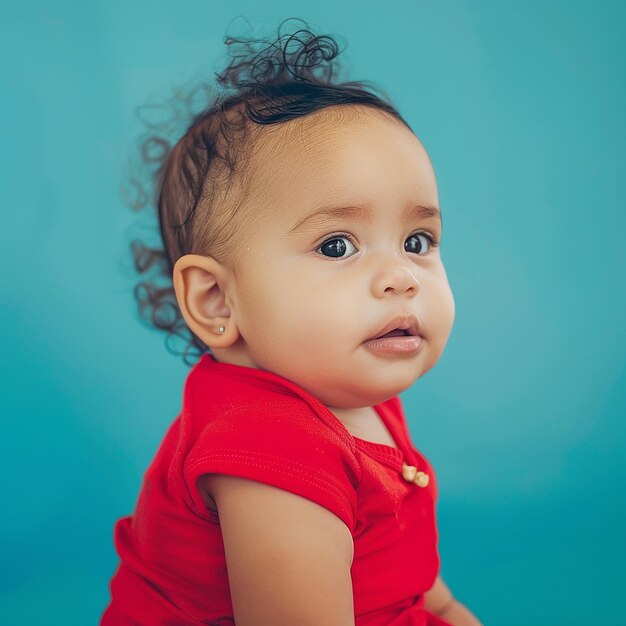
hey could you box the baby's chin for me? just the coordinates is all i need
[302,368,421,409]
[253,346,424,405]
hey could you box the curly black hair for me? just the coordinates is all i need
[126,17,412,367]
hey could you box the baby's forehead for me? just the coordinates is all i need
[235,106,435,233]
[255,105,401,159]
[246,105,422,189]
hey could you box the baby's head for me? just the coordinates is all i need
[132,20,455,409]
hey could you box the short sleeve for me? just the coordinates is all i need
[182,398,360,532]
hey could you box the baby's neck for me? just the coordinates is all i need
[328,405,397,449]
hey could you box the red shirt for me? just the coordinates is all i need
[102,354,451,625]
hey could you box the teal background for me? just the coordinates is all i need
[1,1,624,624]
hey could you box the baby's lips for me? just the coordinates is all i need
[368,314,420,340]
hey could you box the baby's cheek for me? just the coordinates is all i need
[439,284,456,334]
[427,292,455,365]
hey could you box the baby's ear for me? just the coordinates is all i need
[172,254,239,348]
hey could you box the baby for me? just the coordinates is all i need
[102,18,481,626]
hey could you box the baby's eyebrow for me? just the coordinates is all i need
[289,203,442,233]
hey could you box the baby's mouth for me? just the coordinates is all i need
[365,313,421,344]
[362,329,423,356]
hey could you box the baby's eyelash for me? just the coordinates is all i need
[317,231,440,248]
[318,231,355,246]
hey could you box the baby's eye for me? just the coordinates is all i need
[316,234,358,259]
[316,231,439,260]
[405,232,439,255]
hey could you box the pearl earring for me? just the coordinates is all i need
[218,326,225,333]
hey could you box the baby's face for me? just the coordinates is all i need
[222,106,455,409]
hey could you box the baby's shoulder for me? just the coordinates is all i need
[185,363,356,452]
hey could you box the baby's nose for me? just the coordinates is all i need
[372,263,420,297]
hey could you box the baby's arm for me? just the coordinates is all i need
[200,474,355,625]
[424,575,483,626]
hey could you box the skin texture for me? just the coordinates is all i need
[174,105,481,625]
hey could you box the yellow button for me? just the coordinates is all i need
[414,471,430,488]
[401,463,417,482]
